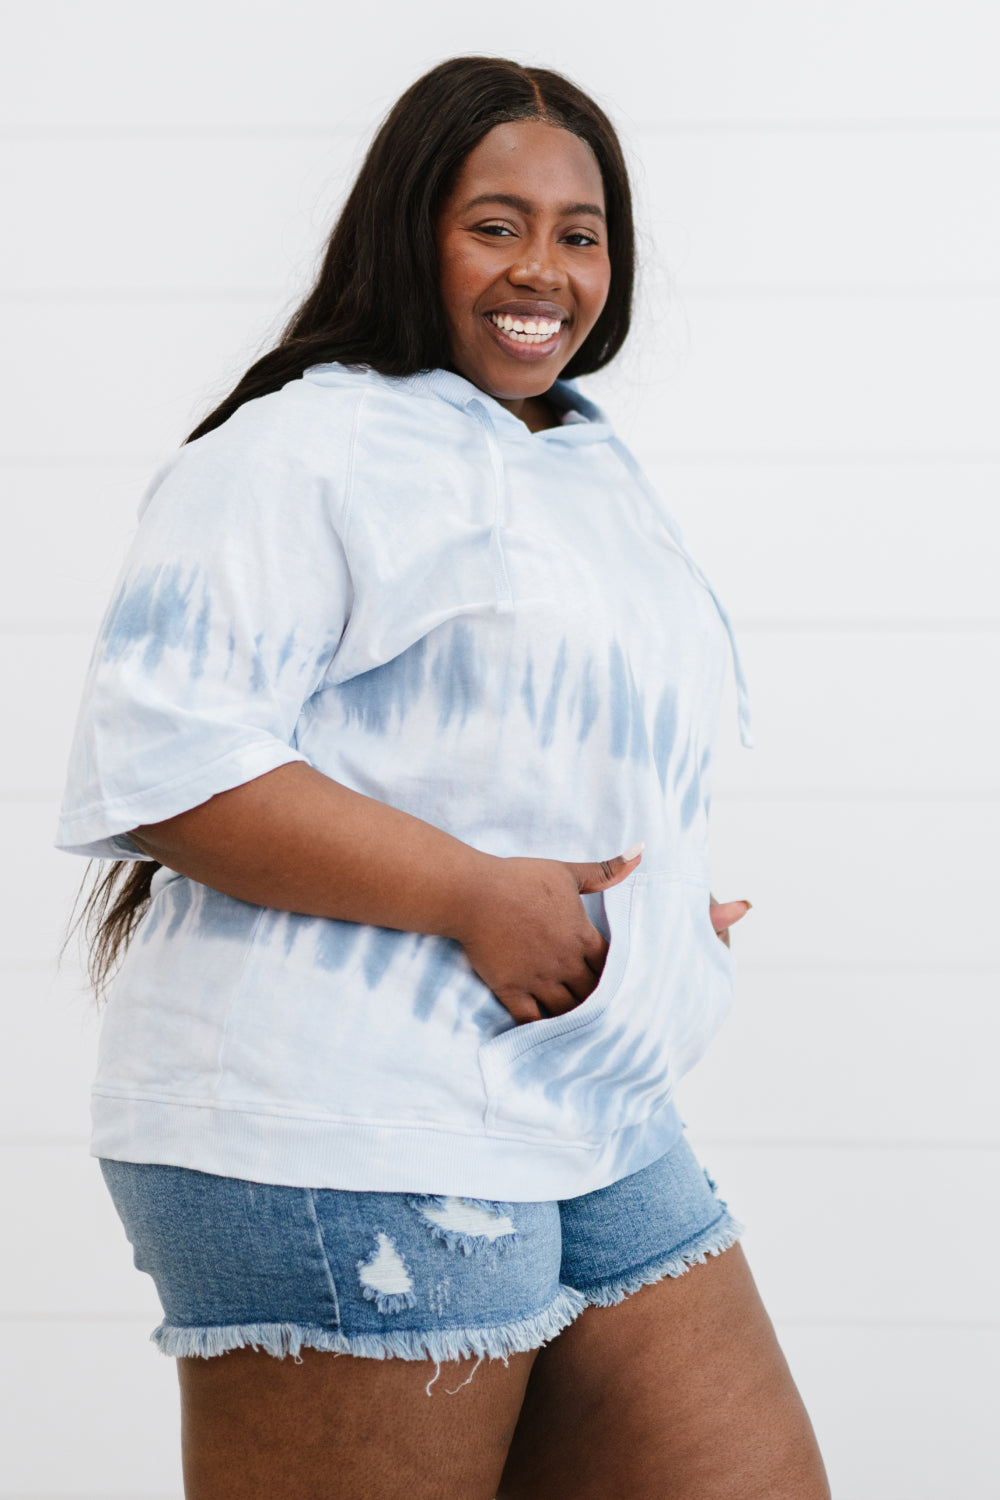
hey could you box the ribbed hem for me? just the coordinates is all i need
[91,1092,685,1202]
[575,1206,745,1308]
[151,1286,586,1363]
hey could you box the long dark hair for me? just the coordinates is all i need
[76,55,637,996]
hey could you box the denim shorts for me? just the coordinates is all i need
[99,1133,742,1368]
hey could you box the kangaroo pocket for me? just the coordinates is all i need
[477,870,735,1145]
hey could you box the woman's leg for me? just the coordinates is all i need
[498,1243,830,1500]
[177,1345,536,1500]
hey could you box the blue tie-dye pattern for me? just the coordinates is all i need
[621,1044,677,1118]
[101,562,201,675]
[471,993,511,1038]
[680,752,702,829]
[538,639,567,749]
[520,656,537,723]
[188,590,212,681]
[546,1017,634,1102]
[576,655,599,744]
[362,926,399,988]
[412,936,465,1022]
[314,919,363,972]
[608,642,630,759]
[61,365,746,1203]
[431,624,481,730]
[163,878,196,941]
[671,734,692,798]
[539,1026,642,1112]
[195,888,261,943]
[276,628,298,676]
[699,744,713,816]
[562,1036,654,1132]
[249,634,268,694]
[337,636,427,735]
[282,914,301,957]
[652,686,678,792]
[607,642,650,765]
[627,665,650,766]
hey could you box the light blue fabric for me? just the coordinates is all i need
[56,363,753,1201]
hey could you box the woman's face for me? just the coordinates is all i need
[436,119,612,425]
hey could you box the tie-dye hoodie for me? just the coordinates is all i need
[56,362,753,1201]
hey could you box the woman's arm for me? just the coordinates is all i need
[129,762,638,1025]
[131,761,492,942]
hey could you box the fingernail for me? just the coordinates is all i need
[622,842,645,862]
[741,900,753,910]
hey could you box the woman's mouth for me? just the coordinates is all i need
[483,311,565,359]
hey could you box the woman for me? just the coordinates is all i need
[59,56,829,1499]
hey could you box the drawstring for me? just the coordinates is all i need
[467,399,515,615]
[610,437,755,750]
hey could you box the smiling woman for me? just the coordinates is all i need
[58,55,829,1500]
[436,121,612,428]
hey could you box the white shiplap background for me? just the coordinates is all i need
[3,3,999,1496]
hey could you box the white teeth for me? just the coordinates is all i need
[488,312,563,345]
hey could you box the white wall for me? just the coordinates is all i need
[3,3,998,1495]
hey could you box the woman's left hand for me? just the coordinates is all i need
[709,897,752,948]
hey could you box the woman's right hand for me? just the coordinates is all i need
[451,845,644,1025]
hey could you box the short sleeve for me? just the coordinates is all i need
[55,386,357,859]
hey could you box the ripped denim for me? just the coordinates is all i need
[99,1133,742,1375]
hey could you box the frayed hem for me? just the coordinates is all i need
[575,1207,745,1309]
[151,1285,587,1363]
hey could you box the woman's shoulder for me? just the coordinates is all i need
[238,363,471,461]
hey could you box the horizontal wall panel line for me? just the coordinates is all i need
[0,453,161,467]
[734,619,1000,634]
[0,1138,89,1148]
[9,284,1000,303]
[677,284,1000,299]
[771,1317,1000,1330]
[5,119,1000,142]
[710,790,1000,802]
[640,118,1000,136]
[0,960,83,974]
[694,1139,1000,1152]
[6,289,283,304]
[643,450,1000,466]
[736,960,1000,975]
[0,1312,155,1324]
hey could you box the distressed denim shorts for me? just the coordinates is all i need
[99,1132,742,1367]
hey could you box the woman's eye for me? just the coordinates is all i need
[564,232,599,247]
[477,223,515,237]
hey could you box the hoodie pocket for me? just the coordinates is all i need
[477,871,735,1145]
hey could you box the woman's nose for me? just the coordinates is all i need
[507,246,566,290]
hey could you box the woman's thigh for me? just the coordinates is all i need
[498,1243,830,1500]
[99,1158,572,1497]
[177,1343,535,1500]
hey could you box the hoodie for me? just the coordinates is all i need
[56,362,753,1200]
